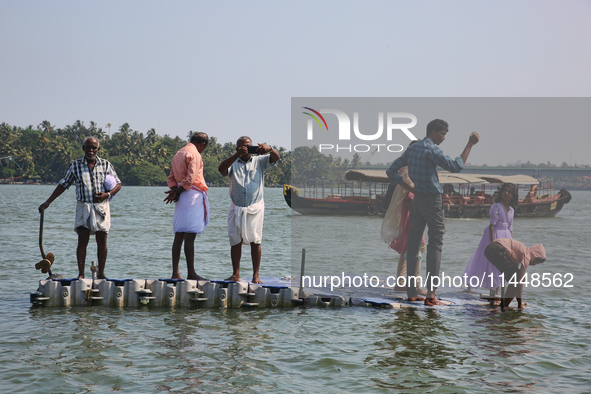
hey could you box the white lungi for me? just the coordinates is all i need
[227,200,265,246]
[173,187,209,234]
[75,200,111,234]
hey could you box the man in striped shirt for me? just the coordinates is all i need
[39,137,121,279]
[387,119,479,305]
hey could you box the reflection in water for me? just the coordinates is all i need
[4,188,589,393]
[364,307,550,392]
[460,308,548,392]
[155,308,285,393]
[153,309,209,392]
[467,308,545,359]
[367,308,466,391]
[374,308,461,369]
[26,307,128,390]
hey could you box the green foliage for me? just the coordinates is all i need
[0,120,292,186]
[127,162,169,186]
[291,146,347,185]
[202,154,227,185]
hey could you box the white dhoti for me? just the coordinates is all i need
[75,200,111,234]
[173,187,209,234]
[227,200,265,246]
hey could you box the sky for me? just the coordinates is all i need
[1,0,590,166]
[291,97,591,167]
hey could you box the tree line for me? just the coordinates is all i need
[1,120,386,186]
[8,122,584,189]
[0,120,294,186]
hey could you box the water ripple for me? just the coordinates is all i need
[1,186,590,393]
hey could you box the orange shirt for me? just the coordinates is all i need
[167,143,208,192]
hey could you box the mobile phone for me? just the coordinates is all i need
[246,145,259,154]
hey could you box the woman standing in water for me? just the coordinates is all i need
[464,182,518,292]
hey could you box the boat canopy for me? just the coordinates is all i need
[344,169,390,183]
[344,170,539,185]
[345,170,488,185]
[437,172,488,185]
[472,174,539,185]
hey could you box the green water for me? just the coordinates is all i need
[1,185,590,393]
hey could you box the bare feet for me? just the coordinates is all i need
[171,274,183,280]
[77,275,84,279]
[407,297,425,302]
[97,275,108,280]
[424,298,451,306]
[251,275,263,284]
[225,275,240,282]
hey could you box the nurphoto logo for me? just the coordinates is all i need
[301,107,419,153]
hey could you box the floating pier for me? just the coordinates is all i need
[30,249,496,309]
[30,277,491,309]
[29,277,357,309]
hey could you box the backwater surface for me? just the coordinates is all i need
[1,185,589,393]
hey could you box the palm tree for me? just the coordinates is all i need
[38,120,54,133]
[0,123,19,144]
[16,147,34,174]
[114,123,133,155]
[351,153,361,168]
[95,128,107,144]
[72,120,87,143]
[146,128,158,145]
[147,141,170,167]
[118,123,131,144]
[131,130,144,148]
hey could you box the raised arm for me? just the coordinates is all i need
[460,132,480,164]
[257,143,280,164]
[218,146,247,175]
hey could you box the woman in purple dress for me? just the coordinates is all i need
[464,183,519,292]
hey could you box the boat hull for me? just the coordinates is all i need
[284,185,373,216]
[443,190,571,219]
[284,185,572,218]
[380,188,572,219]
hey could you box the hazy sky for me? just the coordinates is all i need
[292,97,591,167]
[1,1,590,165]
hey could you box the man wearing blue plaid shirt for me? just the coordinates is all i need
[387,119,479,306]
[39,137,121,279]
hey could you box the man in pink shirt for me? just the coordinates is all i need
[484,238,546,309]
[164,132,209,280]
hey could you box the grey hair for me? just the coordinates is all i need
[83,136,99,147]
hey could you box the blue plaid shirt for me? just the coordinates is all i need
[386,137,464,194]
[59,156,120,203]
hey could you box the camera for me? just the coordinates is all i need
[246,145,260,154]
